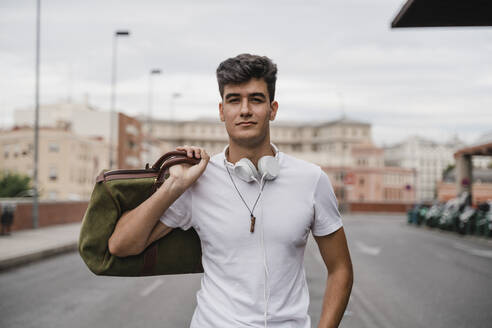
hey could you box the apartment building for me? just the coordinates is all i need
[14,102,117,142]
[142,116,373,167]
[384,135,465,202]
[143,116,414,203]
[324,144,415,203]
[6,101,415,203]
[14,102,143,170]
[0,125,108,200]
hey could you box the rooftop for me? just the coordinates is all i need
[392,0,492,28]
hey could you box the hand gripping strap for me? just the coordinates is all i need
[152,155,201,194]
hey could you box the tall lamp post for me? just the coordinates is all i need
[147,69,162,164]
[170,92,181,121]
[109,30,130,170]
[32,0,41,229]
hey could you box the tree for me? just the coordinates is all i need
[442,164,455,180]
[0,171,31,197]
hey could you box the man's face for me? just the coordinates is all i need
[219,78,278,148]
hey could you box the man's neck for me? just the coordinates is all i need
[226,140,275,167]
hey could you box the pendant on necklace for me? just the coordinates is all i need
[250,215,256,233]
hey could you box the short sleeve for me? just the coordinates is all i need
[159,187,193,230]
[311,170,343,236]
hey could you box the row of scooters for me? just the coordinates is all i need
[407,191,492,237]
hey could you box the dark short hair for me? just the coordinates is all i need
[216,54,278,101]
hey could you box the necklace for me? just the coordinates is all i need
[225,164,266,233]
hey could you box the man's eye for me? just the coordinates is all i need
[228,98,240,103]
[251,98,264,103]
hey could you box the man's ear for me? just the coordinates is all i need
[219,102,225,122]
[269,101,279,121]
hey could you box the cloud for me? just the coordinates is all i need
[1,0,491,147]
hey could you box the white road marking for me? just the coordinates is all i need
[355,241,381,256]
[351,287,395,328]
[140,279,164,297]
[306,237,393,327]
[453,243,492,259]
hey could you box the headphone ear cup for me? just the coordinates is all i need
[234,158,258,182]
[258,156,279,180]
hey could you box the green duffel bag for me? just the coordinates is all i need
[79,151,204,276]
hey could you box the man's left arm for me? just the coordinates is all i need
[314,227,353,328]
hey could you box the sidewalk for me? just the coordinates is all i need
[0,222,81,271]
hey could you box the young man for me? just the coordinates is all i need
[108,54,353,327]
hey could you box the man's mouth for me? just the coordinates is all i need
[236,121,257,126]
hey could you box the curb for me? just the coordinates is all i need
[0,242,78,272]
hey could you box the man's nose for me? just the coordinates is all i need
[240,98,251,116]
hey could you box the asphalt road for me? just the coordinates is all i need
[1,214,491,328]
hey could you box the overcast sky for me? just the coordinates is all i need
[1,0,491,146]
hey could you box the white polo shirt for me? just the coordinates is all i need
[160,149,342,328]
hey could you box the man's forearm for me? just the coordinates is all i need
[318,268,353,328]
[108,176,184,256]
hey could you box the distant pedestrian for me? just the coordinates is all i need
[1,204,15,236]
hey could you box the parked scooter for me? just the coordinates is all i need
[439,192,470,231]
[457,205,476,235]
[407,203,429,225]
[475,201,492,237]
[425,202,444,228]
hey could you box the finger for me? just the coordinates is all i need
[178,145,193,158]
[201,149,210,162]
[175,145,188,156]
[196,150,209,169]
[191,147,202,159]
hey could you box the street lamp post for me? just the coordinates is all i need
[32,0,41,229]
[146,69,161,164]
[170,92,182,121]
[109,30,130,170]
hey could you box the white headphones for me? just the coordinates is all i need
[224,144,280,183]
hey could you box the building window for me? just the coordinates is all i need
[49,167,58,181]
[48,191,58,200]
[49,143,60,152]
[125,124,138,136]
[359,178,365,185]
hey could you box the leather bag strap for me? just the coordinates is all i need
[151,150,189,170]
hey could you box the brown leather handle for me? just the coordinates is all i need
[151,150,190,170]
[151,154,201,193]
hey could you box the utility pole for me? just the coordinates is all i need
[32,0,41,229]
[109,30,130,170]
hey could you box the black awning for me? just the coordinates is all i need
[392,0,492,28]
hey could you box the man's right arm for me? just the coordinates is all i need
[108,146,209,257]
